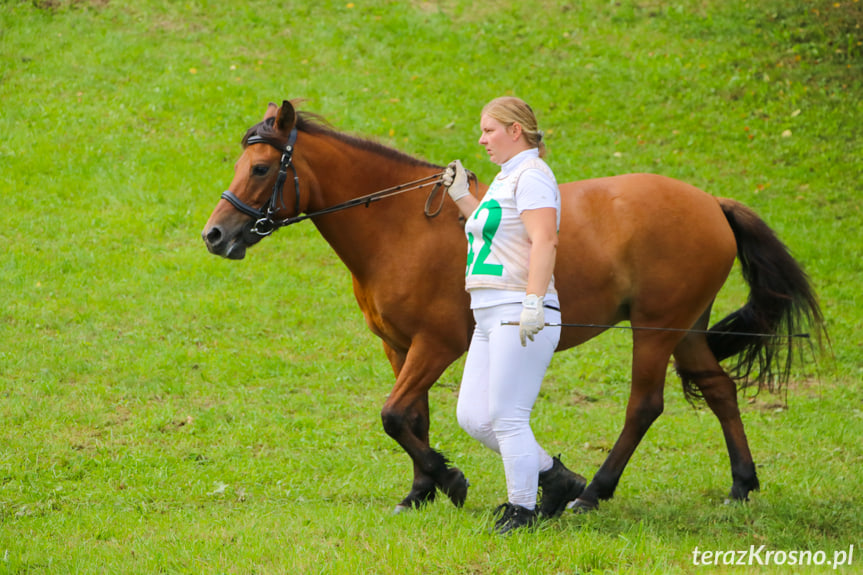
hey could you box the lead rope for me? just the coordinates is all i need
[426,169,477,218]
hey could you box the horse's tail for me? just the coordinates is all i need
[707,198,826,393]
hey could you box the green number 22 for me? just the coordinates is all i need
[466,199,504,277]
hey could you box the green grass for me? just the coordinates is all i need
[1,0,861,572]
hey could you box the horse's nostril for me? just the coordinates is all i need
[204,226,223,245]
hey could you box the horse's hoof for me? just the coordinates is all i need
[440,467,469,508]
[727,480,757,503]
[567,497,598,514]
[393,503,413,515]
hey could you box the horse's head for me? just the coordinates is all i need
[202,100,301,259]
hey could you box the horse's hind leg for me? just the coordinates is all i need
[673,331,760,502]
[571,333,678,511]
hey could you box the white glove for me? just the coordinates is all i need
[443,160,470,202]
[519,294,545,346]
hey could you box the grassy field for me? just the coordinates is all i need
[1,0,861,573]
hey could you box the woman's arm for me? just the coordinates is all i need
[452,194,479,218]
[520,207,559,298]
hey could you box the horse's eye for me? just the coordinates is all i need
[252,164,270,177]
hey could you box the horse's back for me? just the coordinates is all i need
[555,173,737,349]
[559,173,733,244]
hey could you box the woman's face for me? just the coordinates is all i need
[478,114,524,165]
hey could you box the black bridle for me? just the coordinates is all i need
[220,127,301,237]
[220,127,449,237]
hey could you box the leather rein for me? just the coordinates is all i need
[220,127,447,237]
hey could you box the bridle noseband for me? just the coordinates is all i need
[220,127,300,237]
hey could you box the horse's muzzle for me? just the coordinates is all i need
[202,224,248,260]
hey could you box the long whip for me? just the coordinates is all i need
[500,321,810,339]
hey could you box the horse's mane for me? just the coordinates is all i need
[242,111,441,170]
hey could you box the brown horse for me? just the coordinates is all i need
[202,100,824,513]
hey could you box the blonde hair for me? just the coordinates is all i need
[481,96,546,157]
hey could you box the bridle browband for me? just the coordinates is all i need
[220,126,449,237]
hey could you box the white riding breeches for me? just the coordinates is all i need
[456,303,561,509]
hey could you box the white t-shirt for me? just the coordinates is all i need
[464,148,561,309]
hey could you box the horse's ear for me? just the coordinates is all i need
[263,102,278,121]
[275,100,297,133]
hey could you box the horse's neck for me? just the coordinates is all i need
[303,136,441,280]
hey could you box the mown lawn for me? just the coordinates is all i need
[1,0,861,573]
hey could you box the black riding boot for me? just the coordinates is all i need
[537,456,587,518]
[492,503,538,535]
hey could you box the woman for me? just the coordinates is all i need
[443,96,585,534]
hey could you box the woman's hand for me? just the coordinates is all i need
[443,160,479,217]
[519,294,545,346]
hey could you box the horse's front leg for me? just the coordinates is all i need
[380,340,468,513]
[389,392,468,512]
